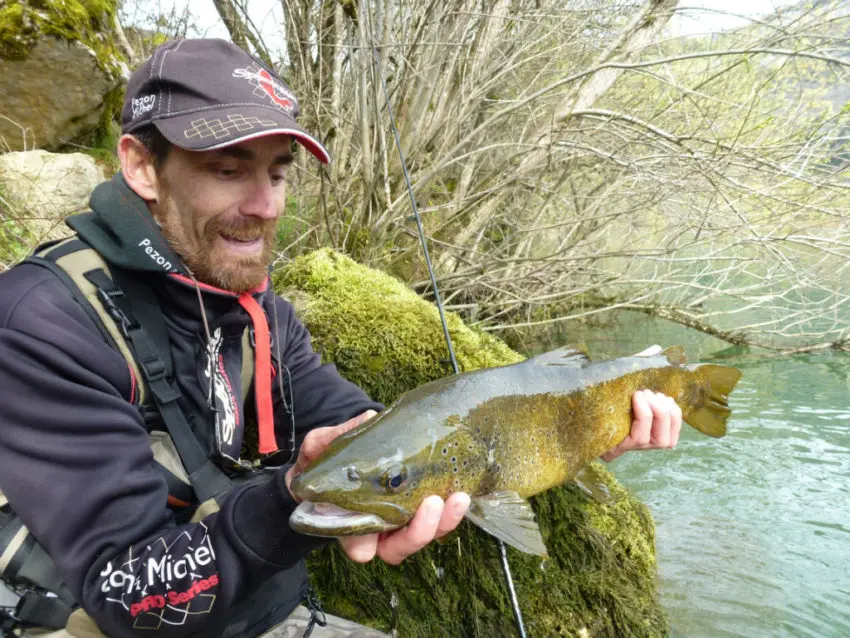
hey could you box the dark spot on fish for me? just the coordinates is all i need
[442,447,448,455]
[453,467,458,473]
[463,460,468,466]
[454,442,459,447]
[451,456,457,463]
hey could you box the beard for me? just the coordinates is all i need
[155,195,277,293]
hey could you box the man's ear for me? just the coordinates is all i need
[118,134,161,202]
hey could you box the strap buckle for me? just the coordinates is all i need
[94,287,138,338]
[138,355,168,384]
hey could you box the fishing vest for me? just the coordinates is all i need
[0,237,274,636]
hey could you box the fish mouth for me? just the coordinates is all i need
[289,501,400,537]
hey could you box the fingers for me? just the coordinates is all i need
[669,398,683,447]
[304,410,378,455]
[376,495,445,565]
[649,393,672,449]
[338,496,443,565]
[435,492,471,539]
[339,493,471,566]
[338,533,379,563]
[288,410,379,496]
[297,410,379,469]
[343,409,379,431]
[601,390,682,461]
[630,389,654,448]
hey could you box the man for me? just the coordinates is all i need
[0,39,681,637]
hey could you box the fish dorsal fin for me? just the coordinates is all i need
[632,344,686,365]
[466,491,548,556]
[662,345,687,365]
[529,345,590,368]
[632,345,663,357]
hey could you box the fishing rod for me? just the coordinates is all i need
[371,46,529,638]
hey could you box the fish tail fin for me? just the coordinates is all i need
[685,364,743,438]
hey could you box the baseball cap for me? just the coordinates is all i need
[121,38,330,164]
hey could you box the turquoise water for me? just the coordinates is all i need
[526,314,850,637]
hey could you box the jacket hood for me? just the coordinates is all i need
[66,172,187,275]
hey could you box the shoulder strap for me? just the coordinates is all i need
[82,269,233,504]
[28,239,149,406]
[26,239,232,504]
[26,240,256,409]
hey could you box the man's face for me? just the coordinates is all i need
[150,135,293,292]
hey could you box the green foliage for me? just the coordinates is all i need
[274,249,667,637]
[0,185,36,269]
[0,0,123,75]
[0,219,34,267]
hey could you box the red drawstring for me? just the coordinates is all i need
[238,293,278,455]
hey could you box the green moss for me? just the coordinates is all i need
[0,0,123,76]
[275,249,523,406]
[274,249,668,637]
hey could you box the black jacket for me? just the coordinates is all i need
[0,174,381,637]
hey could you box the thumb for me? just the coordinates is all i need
[287,409,378,498]
[299,410,378,467]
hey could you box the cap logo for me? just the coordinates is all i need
[232,65,297,114]
[132,95,156,119]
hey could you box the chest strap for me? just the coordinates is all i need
[84,269,233,504]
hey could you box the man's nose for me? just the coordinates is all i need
[240,175,279,219]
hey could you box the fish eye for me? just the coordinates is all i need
[346,466,360,482]
[380,465,408,492]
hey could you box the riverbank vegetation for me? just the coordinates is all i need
[2,0,849,352]
[205,0,850,353]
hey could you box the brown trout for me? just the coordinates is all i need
[289,345,741,555]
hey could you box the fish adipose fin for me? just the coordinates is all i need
[529,345,590,368]
[466,491,548,556]
[686,364,743,438]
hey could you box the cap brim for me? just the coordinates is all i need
[153,105,330,164]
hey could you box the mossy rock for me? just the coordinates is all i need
[0,1,124,151]
[274,249,668,637]
[0,0,122,74]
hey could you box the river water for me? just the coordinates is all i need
[525,313,850,638]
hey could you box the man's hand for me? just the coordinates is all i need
[338,492,470,565]
[286,409,471,566]
[601,389,683,461]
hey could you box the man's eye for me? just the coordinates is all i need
[212,165,240,178]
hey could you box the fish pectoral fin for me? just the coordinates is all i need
[466,491,548,557]
[528,345,590,368]
[573,464,613,504]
